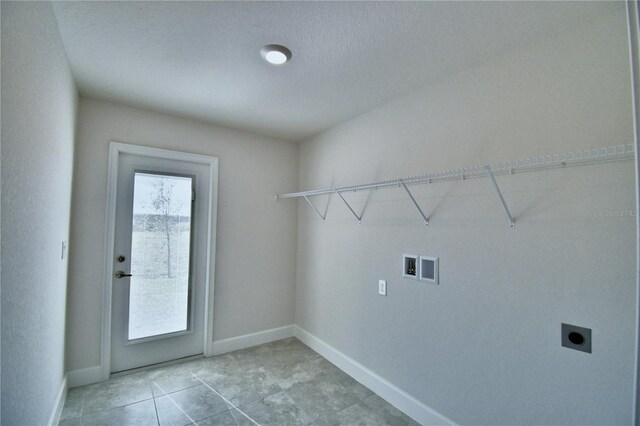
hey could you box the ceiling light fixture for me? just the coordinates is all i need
[260,44,292,65]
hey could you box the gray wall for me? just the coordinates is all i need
[1,2,78,424]
[295,6,635,425]
[67,98,299,371]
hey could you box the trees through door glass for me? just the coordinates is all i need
[128,172,194,340]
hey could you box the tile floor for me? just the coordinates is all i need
[59,338,419,426]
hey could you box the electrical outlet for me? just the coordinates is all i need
[561,323,592,353]
[378,280,387,296]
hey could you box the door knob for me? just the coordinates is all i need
[115,270,133,278]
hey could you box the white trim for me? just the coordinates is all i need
[626,2,640,424]
[67,366,105,388]
[204,148,219,357]
[102,141,219,376]
[68,324,454,424]
[47,375,68,426]
[294,326,457,426]
[68,324,293,386]
[110,354,205,378]
[210,325,294,355]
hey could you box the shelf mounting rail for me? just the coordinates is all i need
[276,144,635,227]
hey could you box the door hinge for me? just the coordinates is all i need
[192,188,196,202]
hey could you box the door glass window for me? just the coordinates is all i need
[129,172,193,340]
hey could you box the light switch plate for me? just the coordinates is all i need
[378,280,387,296]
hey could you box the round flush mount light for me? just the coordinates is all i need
[260,44,292,65]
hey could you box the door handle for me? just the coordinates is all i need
[115,270,133,278]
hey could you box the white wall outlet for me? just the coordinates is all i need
[378,280,387,296]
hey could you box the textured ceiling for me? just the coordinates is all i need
[52,1,613,142]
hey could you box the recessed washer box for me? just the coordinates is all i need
[402,254,418,279]
[419,256,439,284]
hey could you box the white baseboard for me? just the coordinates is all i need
[293,326,456,426]
[67,365,105,388]
[210,324,294,356]
[48,375,68,426]
[66,326,294,387]
[65,324,451,425]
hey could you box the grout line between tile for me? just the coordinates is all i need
[316,402,360,424]
[151,381,202,398]
[281,388,314,425]
[80,390,86,419]
[190,373,261,426]
[82,395,157,417]
[150,381,161,426]
[151,396,161,426]
[152,381,199,426]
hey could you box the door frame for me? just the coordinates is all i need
[627,1,640,423]
[101,141,219,379]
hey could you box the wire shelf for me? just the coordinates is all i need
[276,143,635,227]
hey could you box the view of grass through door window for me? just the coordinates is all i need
[129,172,193,340]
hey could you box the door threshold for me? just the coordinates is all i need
[110,353,205,377]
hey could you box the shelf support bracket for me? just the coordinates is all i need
[485,166,515,228]
[335,189,362,223]
[400,181,429,226]
[302,195,326,221]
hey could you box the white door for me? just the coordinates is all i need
[110,151,213,372]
